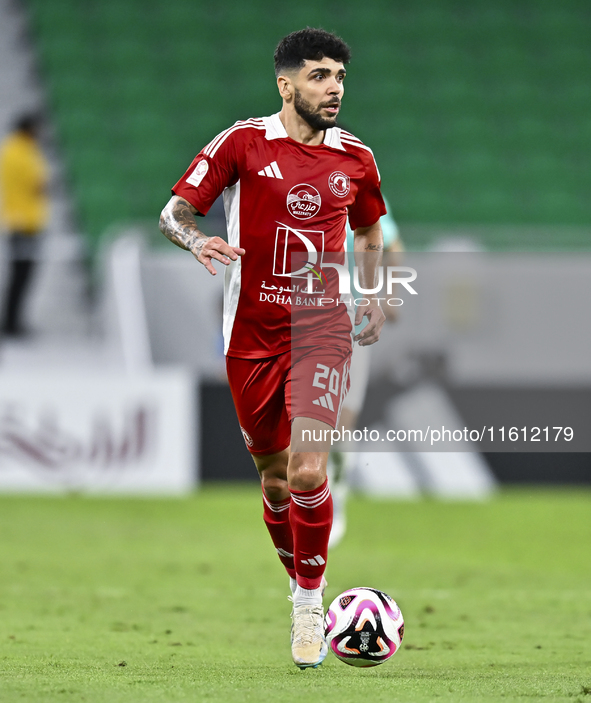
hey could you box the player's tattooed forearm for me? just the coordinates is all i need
[159,198,206,253]
[365,242,383,251]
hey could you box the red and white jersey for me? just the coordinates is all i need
[172,113,386,359]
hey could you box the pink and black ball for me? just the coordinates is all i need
[324,587,405,667]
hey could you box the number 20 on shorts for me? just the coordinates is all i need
[312,363,340,396]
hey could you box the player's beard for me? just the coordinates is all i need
[294,88,339,131]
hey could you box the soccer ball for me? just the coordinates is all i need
[324,587,404,667]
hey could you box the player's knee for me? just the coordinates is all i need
[261,473,288,502]
[288,463,326,492]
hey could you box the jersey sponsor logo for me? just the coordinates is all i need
[186,159,209,188]
[257,160,283,179]
[287,184,321,219]
[328,171,350,197]
[273,222,324,278]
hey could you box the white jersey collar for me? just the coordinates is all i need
[264,113,345,150]
[324,125,345,150]
[264,113,288,140]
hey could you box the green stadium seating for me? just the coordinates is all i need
[25,0,591,250]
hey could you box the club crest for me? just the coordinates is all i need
[328,171,350,197]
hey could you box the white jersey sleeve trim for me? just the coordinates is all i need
[340,129,363,143]
[340,136,382,181]
[340,136,375,156]
[204,119,265,159]
[222,180,242,355]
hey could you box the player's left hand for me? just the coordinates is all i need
[354,300,386,345]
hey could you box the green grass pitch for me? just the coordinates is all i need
[0,486,590,702]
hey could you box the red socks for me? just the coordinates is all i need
[262,493,296,579]
[262,479,333,590]
[289,479,333,590]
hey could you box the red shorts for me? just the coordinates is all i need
[226,344,352,456]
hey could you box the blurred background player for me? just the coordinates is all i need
[328,200,400,548]
[0,113,49,338]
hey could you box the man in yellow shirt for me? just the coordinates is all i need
[0,113,49,337]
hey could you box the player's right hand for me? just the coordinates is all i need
[191,236,245,276]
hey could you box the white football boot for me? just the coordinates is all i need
[289,576,328,669]
[290,602,328,669]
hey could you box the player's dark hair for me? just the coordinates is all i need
[274,28,351,76]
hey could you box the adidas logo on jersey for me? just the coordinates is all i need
[312,393,335,411]
[301,555,326,567]
[258,161,283,179]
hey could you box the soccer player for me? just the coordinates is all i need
[159,28,387,669]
